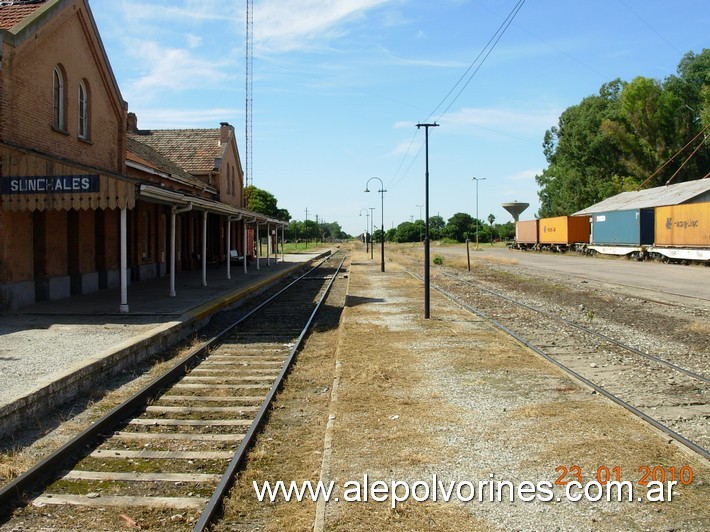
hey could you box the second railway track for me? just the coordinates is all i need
[0,250,348,531]
[395,257,709,460]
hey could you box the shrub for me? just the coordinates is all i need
[433,255,443,265]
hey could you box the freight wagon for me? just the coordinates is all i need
[511,220,538,250]
[647,202,710,262]
[537,216,590,252]
[585,209,655,260]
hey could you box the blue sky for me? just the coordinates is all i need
[91,0,709,236]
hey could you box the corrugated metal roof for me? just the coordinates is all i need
[574,179,710,215]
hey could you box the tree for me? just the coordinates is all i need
[536,80,626,217]
[429,215,445,240]
[498,222,515,241]
[393,221,420,243]
[444,213,474,242]
[536,49,709,218]
[244,185,291,221]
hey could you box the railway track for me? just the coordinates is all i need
[0,250,347,531]
[399,261,708,460]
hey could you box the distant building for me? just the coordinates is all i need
[573,180,710,216]
[0,0,284,312]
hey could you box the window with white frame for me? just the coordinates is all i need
[78,80,90,140]
[52,66,66,131]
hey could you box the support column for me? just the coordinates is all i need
[202,211,207,287]
[243,220,248,273]
[170,208,177,296]
[256,223,261,270]
[281,225,285,262]
[266,223,271,267]
[226,216,232,280]
[119,207,129,313]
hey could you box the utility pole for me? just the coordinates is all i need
[416,122,438,319]
[472,177,486,250]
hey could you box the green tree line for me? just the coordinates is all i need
[382,215,514,244]
[536,49,709,218]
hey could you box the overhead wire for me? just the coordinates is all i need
[429,0,526,123]
[389,0,526,190]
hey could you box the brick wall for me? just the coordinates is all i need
[0,211,33,282]
[2,0,125,172]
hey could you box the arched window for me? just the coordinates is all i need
[78,80,90,139]
[52,66,66,131]
[226,165,231,194]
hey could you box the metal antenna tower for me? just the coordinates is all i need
[245,0,253,188]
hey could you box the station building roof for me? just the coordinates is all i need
[128,128,226,177]
[0,0,47,31]
[574,179,710,216]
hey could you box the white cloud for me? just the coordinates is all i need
[186,34,202,49]
[125,40,234,94]
[254,0,391,52]
[506,169,541,181]
[117,1,239,24]
[441,106,560,139]
[130,108,242,129]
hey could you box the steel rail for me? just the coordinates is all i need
[0,252,337,517]
[193,254,346,531]
[404,268,710,461]
[440,271,709,383]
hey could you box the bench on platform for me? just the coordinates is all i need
[229,250,245,264]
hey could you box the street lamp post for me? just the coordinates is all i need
[359,208,369,252]
[369,207,375,260]
[365,177,387,272]
[472,177,486,250]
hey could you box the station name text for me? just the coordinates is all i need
[1,175,100,194]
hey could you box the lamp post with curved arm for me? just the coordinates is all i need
[359,208,369,253]
[365,177,387,272]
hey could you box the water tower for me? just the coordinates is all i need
[502,201,529,222]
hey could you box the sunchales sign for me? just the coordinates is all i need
[1,175,100,194]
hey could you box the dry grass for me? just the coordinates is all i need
[200,243,710,529]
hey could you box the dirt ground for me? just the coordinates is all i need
[218,243,709,531]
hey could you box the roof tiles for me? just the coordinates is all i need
[129,129,223,176]
[0,0,47,31]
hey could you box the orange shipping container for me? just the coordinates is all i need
[515,220,539,244]
[654,203,710,247]
[538,216,590,245]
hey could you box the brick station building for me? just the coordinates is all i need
[0,0,285,312]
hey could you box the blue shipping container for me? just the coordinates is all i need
[590,209,655,246]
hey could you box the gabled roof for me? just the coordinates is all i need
[0,0,47,31]
[128,129,225,176]
[574,179,710,215]
[126,137,214,192]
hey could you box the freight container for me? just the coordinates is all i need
[654,202,710,247]
[538,216,590,245]
[515,220,538,245]
[591,209,655,246]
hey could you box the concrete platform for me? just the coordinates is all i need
[0,249,331,440]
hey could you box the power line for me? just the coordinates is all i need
[389,0,526,191]
[431,0,526,123]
